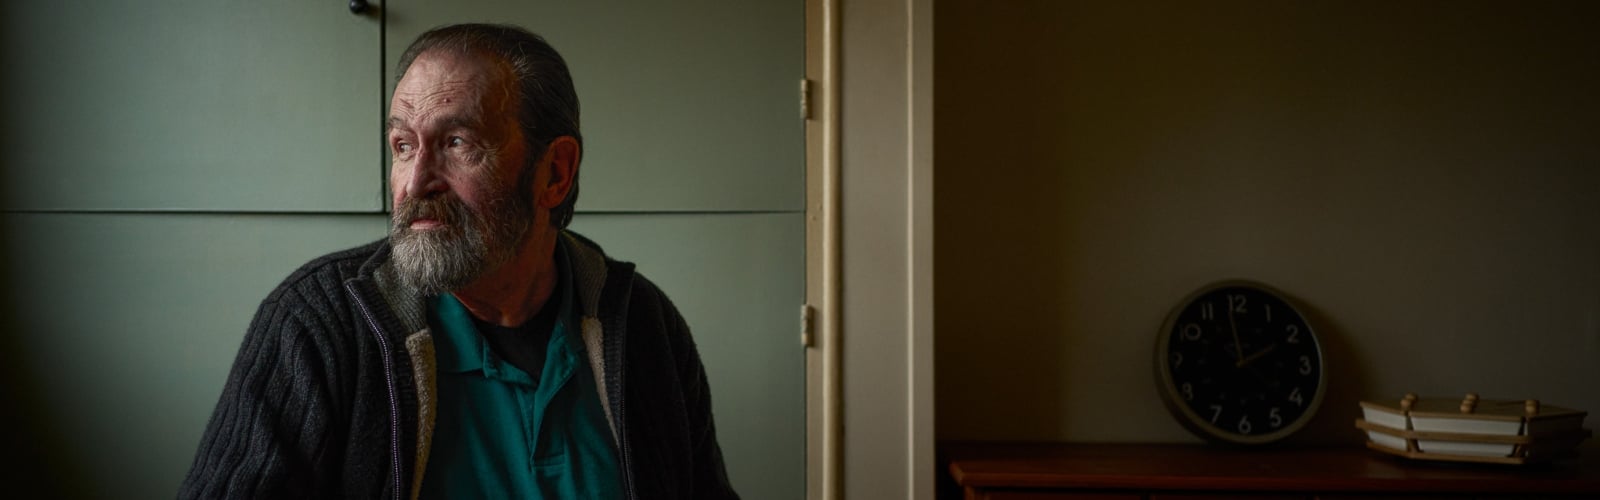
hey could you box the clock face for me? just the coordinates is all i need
[1156,281,1325,445]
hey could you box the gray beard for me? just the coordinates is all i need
[391,223,491,296]
[389,189,533,296]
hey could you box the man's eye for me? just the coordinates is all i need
[448,137,466,147]
[395,142,413,153]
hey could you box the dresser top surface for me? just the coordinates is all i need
[946,442,1600,494]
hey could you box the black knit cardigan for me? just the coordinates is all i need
[179,235,739,500]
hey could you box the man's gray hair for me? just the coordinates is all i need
[396,23,583,229]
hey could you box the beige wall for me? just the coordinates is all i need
[934,0,1600,445]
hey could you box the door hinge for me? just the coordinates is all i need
[801,304,816,348]
[800,79,814,120]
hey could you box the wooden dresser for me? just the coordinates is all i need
[944,442,1600,499]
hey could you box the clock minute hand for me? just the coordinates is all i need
[1237,343,1278,368]
[1227,303,1244,363]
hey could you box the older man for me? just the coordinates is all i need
[180,24,738,499]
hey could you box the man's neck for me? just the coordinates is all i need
[450,231,558,328]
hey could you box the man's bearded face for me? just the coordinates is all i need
[386,50,541,295]
[389,168,535,295]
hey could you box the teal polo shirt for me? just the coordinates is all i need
[418,246,624,499]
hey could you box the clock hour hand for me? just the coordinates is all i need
[1237,343,1278,368]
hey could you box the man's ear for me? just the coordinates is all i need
[537,136,580,209]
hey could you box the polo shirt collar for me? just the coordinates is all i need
[429,240,581,381]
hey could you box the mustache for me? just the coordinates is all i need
[392,194,473,231]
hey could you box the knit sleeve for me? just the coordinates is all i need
[657,286,741,500]
[178,292,343,499]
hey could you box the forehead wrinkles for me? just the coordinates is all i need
[394,77,485,122]
[392,52,518,135]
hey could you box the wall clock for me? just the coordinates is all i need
[1155,280,1326,445]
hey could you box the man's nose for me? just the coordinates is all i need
[405,148,448,198]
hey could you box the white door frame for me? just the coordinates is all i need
[805,0,934,498]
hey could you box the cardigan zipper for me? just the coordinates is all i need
[614,320,638,500]
[347,282,406,500]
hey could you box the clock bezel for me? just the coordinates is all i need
[1154,279,1327,445]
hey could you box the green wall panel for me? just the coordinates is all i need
[0,1,383,211]
[386,0,805,212]
[569,213,805,500]
[0,213,387,497]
